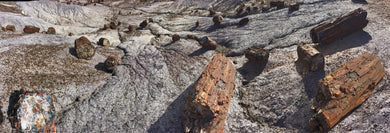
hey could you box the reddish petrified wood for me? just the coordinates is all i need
[23,25,40,33]
[310,52,385,132]
[244,46,269,64]
[184,54,236,133]
[297,42,324,72]
[310,8,368,45]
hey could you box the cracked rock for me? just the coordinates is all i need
[297,42,324,72]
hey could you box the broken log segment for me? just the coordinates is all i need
[297,42,324,72]
[244,46,269,64]
[310,8,368,45]
[310,52,385,132]
[184,54,236,133]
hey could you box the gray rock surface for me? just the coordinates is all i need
[0,0,390,132]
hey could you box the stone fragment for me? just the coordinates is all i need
[184,54,236,133]
[103,23,110,30]
[209,8,216,16]
[148,18,154,23]
[195,20,200,27]
[213,15,223,25]
[1,27,5,31]
[68,32,74,36]
[172,34,180,42]
[74,36,96,60]
[244,46,269,64]
[104,54,121,71]
[262,5,270,12]
[139,20,148,28]
[310,8,368,44]
[110,22,117,29]
[270,1,285,9]
[310,52,385,132]
[198,36,217,50]
[239,17,249,26]
[23,25,40,33]
[47,27,56,34]
[128,25,136,32]
[6,25,15,32]
[288,3,299,12]
[297,42,324,71]
[9,90,56,132]
[99,38,110,46]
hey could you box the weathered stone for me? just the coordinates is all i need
[209,8,216,16]
[172,34,180,42]
[47,27,56,34]
[288,3,299,12]
[244,46,269,64]
[297,42,324,71]
[1,27,5,31]
[140,20,148,28]
[239,17,249,26]
[103,23,110,30]
[310,52,385,132]
[213,15,223,25]
[184,54,236,133]
[74,36,96,60]
[68,32,74,36]
[104,54,121,71]
[148,18,154,23]
[310,8,368,44]
[6,25,15,32]
[99,38,110,46]
[9,90,56,132]
[198,36,217,50]
[270,1,285,9]
[110,22,117,29]
[23,25,40,33]
[128,25,136,32]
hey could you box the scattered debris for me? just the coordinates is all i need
[104,54,121,71]
[288,3,300,12]
[47,27,56,34]
[74,36,96,60]
[172,34,180,42]
[310,8,368,44]
[140,20,148,28]
[128,25,136,32]
[184,54,236,133]
[198,36,217,50]
[297,42,324,72]
[239,17,250,26]
[98,38,110,46]
[23,25,40,33]
[244,46,269,64]
[6,25,15,32]
[213,15,223,25]
[310,52,385,132]
[270,1,285,9]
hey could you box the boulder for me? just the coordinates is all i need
[238,17,249,26]
[23,25,40,33]
[184,54,236,133]
[244,46,269,64]
[310,52,385,132]
[139,20,148,28]
[213,15,223,25]
[172,34,180,42]
[104,54,121,71]
[47,27,56,34]
[6,25,15,32]
[297,42,324,71]
[74,36,96,60]
[99,38,110,46]
[198,36,217,50]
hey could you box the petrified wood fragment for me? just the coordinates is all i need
[198,36,217,50]
[23,25,40,33]
[310,8,368,45]
[310,52,385,132]
[244,46,269,64]
[184,54,236,133]
[297,42,324,72]
[75,36,96,60]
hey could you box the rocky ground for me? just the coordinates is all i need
[0,0,389,132]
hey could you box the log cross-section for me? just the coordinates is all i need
[184,54,236,133]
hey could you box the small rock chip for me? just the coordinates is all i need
[68,32,74,36]
[99,38,110,46]
[148,18,154,23]
[213,15,223,25]
[75,36,96,60]
[6,25,15,31]
[196,20,200,26]
[103,23,110,30]
[23,25,40,33]
[47,27,56,34]
[172,34,180,42]
[288,3,299,12]
[244,46,269,64]
[209,8,216,15]
[239,17,249,26]
[128,25,136,32]
[110,22,117,29]
[140,20,148,28]
[198,36,217,50]
[104,54,121,71]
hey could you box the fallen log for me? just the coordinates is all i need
[310,8,368,45]
[310,52,385,132]
[184,54,236,133]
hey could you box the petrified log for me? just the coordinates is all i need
[6,25,15,32]
[47,27,56,34]
[75,36,96,60]
[310,8,368,45]
[309,52,385,132]
[23,25,40,33]
[244,46,269,64]
[297,42,324,72]
[184,54,236,133]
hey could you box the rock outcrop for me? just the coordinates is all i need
[23,25,40,33]
[99,38,110,46]
[47,27,56,34]
[6,25,15,32]
[310,8,368,44]
[310,52,385,132]
[297,42,324,72]
[104,54,121,71]
[244,46,269,64]
[184,54,236,133]
[74,36,96,60]
[198,36,217,50]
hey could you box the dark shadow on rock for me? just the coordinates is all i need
[147,84,193,133]
[0,106,3,125]
[315,30,372,55]
[295,61,325,99]
[188,47,209,57]
[95,63,110,73]
[7,90,24,130]
[238,61,266,83]
[68,47,78,58]
[352,0,368,4]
